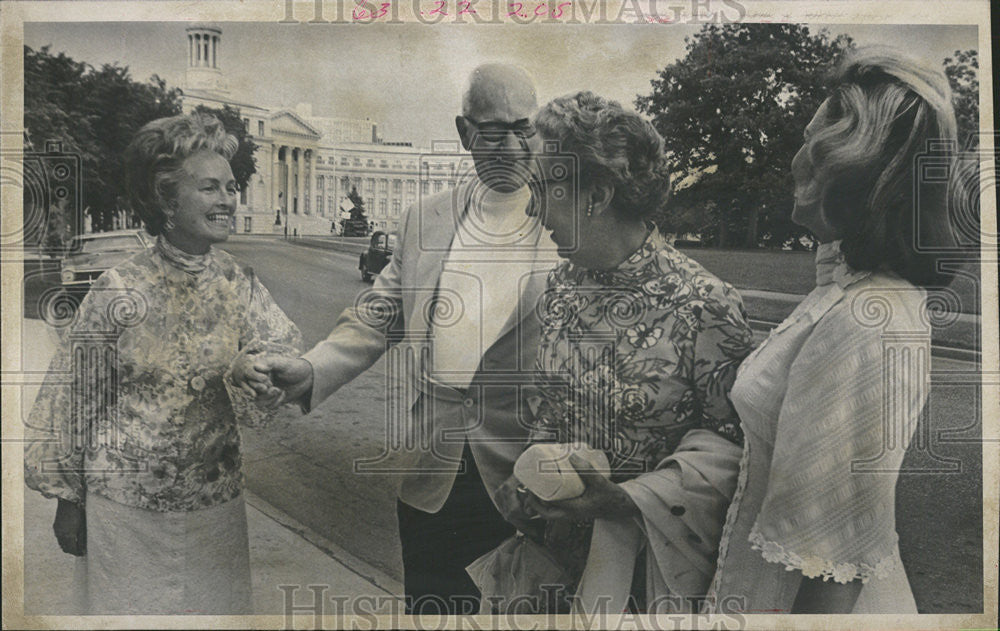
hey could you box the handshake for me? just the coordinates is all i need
[230,354,314,408]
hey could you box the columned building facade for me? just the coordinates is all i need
[179,25,461,236]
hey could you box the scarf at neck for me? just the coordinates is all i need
[156,236,211,274]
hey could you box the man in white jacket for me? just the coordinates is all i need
[248,64,555,614]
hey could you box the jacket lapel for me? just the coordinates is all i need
[408,183,470,333]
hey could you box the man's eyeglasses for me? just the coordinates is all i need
[465,117,537,145]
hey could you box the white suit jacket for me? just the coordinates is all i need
[302,182,555,513]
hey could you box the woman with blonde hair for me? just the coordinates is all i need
[707,46,959,613]
[24,112,301,614]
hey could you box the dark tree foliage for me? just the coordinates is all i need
[636,24,854,248]
[943,50,979,150]
[23,45,183,237]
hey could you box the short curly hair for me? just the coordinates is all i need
[533,91,671,221]
[804,46,958,286]
[124,113,238,236]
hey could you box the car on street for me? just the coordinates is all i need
[60,229,153,290]
[358,231,395,282]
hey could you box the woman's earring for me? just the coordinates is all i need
[586,201,593,218]
[163,215,175,232]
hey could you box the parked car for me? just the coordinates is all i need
[359,231,396,282]
[60,229,152,290]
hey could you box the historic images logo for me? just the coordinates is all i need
[279,0,748,25]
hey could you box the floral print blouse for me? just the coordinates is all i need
[24,237,302,512]
[530,226,755,478]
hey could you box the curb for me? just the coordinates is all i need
[278,236,369,256]
[243,489,404,598]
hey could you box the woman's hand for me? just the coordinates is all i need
[523,453,639,522]
[254,356,314,407]
[231,352,274,396]
[494,473,543,534]
[53,498,86,556]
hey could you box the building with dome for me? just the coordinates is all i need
[180,25,463,236]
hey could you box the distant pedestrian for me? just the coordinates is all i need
[24,112,302,614]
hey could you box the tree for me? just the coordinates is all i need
[943,50,979,150]
[636,24,854,248]
[24,45,183,236]
[192,104,259,190]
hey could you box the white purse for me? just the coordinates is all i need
[513,443,611,501]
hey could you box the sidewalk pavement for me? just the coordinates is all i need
[15,318,401,616]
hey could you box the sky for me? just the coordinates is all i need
[23,21,977,147]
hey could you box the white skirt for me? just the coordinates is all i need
[82,492,252,615]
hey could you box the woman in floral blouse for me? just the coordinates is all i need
[706,47,959,614]
[24,113,302,614]
[496,91,755,613]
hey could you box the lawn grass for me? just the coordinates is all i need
[679,246,982,315]
[679,247,817,295]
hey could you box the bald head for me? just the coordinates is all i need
[461,64,537,121]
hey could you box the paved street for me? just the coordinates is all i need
[218,235,986,613]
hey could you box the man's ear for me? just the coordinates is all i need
[456,115,473,151]
[589,182,615,216]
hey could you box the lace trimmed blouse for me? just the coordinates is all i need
[24,238,302,512]
[707,241,929,613]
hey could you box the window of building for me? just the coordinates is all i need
[316,196,322,215]
[433,181,443,193]
[258,120,265,136]
[243,118,250,131]
[341,157,349,166]
[243,217,252,233]
[378,199,387,216]
[421,181,430,195]
[365,178,374,194]
[391,199,401,217]
[379,179,388,194]
[380,160,388,168]
[393,180,402,194]
[407,180,416,194]
[240,185,248,205]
